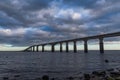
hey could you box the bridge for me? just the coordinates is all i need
[24,32,120,53]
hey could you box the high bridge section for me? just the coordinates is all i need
[24,32,120,53]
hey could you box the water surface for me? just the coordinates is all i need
[0,50,120,79]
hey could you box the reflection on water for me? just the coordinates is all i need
[0,50,120,79]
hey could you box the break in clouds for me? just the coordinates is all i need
[0,0,120,47]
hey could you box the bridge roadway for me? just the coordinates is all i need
[24,32,120,53]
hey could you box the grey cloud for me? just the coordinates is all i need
[22,0,51,11]
[0,0,120,47]
[0,0,52,28]
[62,0,97,8]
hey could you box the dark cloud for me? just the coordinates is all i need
[22,0,51,11]
[62,0,97,8]
[0,0,119,48]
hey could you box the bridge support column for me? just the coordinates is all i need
[66,42,69,52]
[73,41,77,53]
[34,46,36,52]
[42,45,45,52]
[33,46,35,52]
[30,47,32,51]
[31,47,33,51]
[29,47,32,51]
[36,45,39,52]
[99,38,104,53]
[84,40,88,53]
[60,43,63,52]
[26,47,29,51]
[51,44,55,52]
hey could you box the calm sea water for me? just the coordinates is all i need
[0,50,120,79]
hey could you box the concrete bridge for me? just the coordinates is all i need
[24,32,120,53]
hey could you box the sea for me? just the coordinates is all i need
[0,50,120,80]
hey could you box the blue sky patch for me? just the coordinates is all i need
[40,26,56,32]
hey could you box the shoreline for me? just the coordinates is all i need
[1,68,120,80]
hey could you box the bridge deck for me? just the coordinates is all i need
[39,32,120,45]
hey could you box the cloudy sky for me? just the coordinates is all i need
[0,0,120,51]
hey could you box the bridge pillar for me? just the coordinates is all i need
[29,47,32,51]
[66,42,69,52]
[36,45,39,52]
[34,46,36,52]
[51,44,55,52]
[99,38,104,53]
[42,45,45,52]
[31,47,33,51]
[30,47,32,51]
[84,40,88,53]
[60,43,63,52]
[35,46,36,52]
[33,46,35,52]
[73,41,77,53]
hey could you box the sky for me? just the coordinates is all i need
[0,0,120,51]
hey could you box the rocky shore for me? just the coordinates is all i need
[2,68,120,80]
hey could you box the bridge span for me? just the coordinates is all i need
[24,32,120,53]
